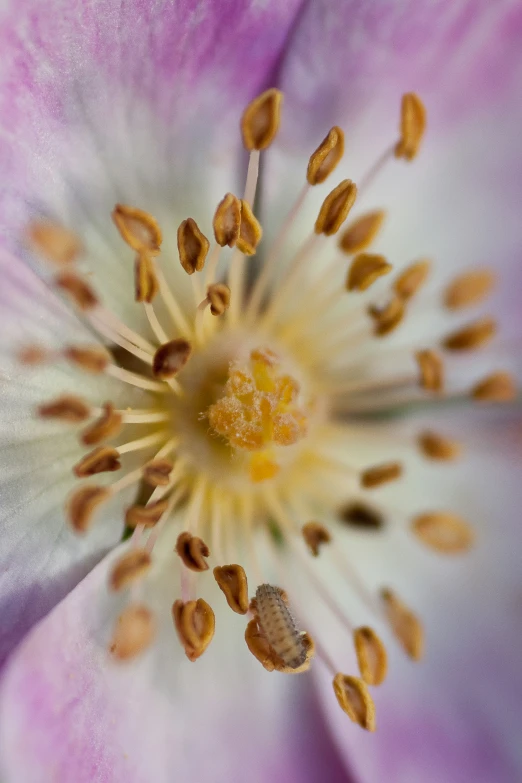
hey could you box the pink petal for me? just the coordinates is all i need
[0,547,350,783]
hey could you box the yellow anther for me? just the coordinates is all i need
[109,549,152,591]
[241,88,283,151]
[418,431,461,461]
[112,204,162,255]
[472,372,517,402]
[416,349,444,392]
[81,402,122,446]
[412,512,474,554]
[394,259,431,300]
[353,627,388,686]
[73,446,121,477]
[236,200,263,256]
[213,193,241,247]
[67,485,109,534]
[134,252,159,303]
[307,126,345,185]
[332,674,376,731]
[125,499,169,529]
[347,253,392,292]
[315,179,357,236]
[213,564,249,615]
[27,220,83,265]
[360,462,402,489]
[302,521,331,556]
[142,459,174,487]
[395,92,426,161]
[339,210,386,255]
[368,296,405,336]
[380,588,424,661]
[177,217,209,274]
[207,283,231,316]
[444,269,495,310]
[172,598,215,662]
[442,317,496,351]
[175,531,210,572]
[109,604,156,661]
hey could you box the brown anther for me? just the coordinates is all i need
[109,549,152,591]
[353,627,388,686]
[395,92,426,161]
[241,88,283,151]
[64,345,110,374]
[339,210,386,255]
[394,259,431,300]
[207,283,231,316]
[412,512,475,554]
[27,219,82,265]
[172,598,215,661]
[361,462,402,489]
[213,564,249,614]
[175,532,210,572]
[67,485,109,534]
[307,126,345,186]
[213,193,241,247]
[444,269,495,310]
[442,317,496,351]
[302,522,331,556]
[339,501,384,530]
[125,499,169,529]
[152,338,192,380]
[418,430,461,461]
[73,446,121,478]
[109,604,156,661]
[81,402,123,446]
[346,253,392,292]
[55,271,98,311]
[142,458,173,487]
[134,252,159,303]
[236,200,263,255]
[177,218,209,274]
[380,588,424,661]
[38,395,91,423]
[244,617,314,674]
[416,349,444,392]
[472,372,517,402]
[332,674,376,732]
[17,345,50,365]
[368,296,405,336]
[112,204,162,255]
[315,179,357,236]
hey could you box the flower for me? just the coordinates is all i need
[0,1,522,782]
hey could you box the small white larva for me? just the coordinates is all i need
[255,584,307,669]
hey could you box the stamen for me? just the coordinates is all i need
[64,345,111,374]
[307,126,345,185]
[109,549,152,591]
[81,402,123,445]
[213,193,241,247]
[360,462,402,489]
[38,395,91,422]
[339,501,384,530]
[240,88,282,151]
[412,512,474,554]
[302,521,331,556]
[178,218,210,275]
[172,598,215,662]
[332,674,376,731]
[27,219,82,265]
[175,532,210,572]
[125,499,170,529]
[315,180,357,236]
[346,253,392,291]
[73,446,121,477]
[67,485,109,533]
[109,604,156,661]
[142,458,174,487]
[339,210,386,255]
[380,588,424,660]
[213,564,249,615]
[442,317,497,351]
[134,252,159,303]
[206,283,231,316]
[112,204,162,255]
[394,92,426,161]
[418,431,461,461]
[368,296,405,336]
[152,339,192,379]
[353,627,388,686]
[55,271,99,311]
[236,200,262,256]
[444,269,495,310]
[17,345,52,365]
[471,371,517,402]
[416,349,444,392]
[394,259,431,300]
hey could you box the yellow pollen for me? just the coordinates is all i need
[207,348,309,482]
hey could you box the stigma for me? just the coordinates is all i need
[20,87,517,733]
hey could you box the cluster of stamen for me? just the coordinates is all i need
[19,85,518,733]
